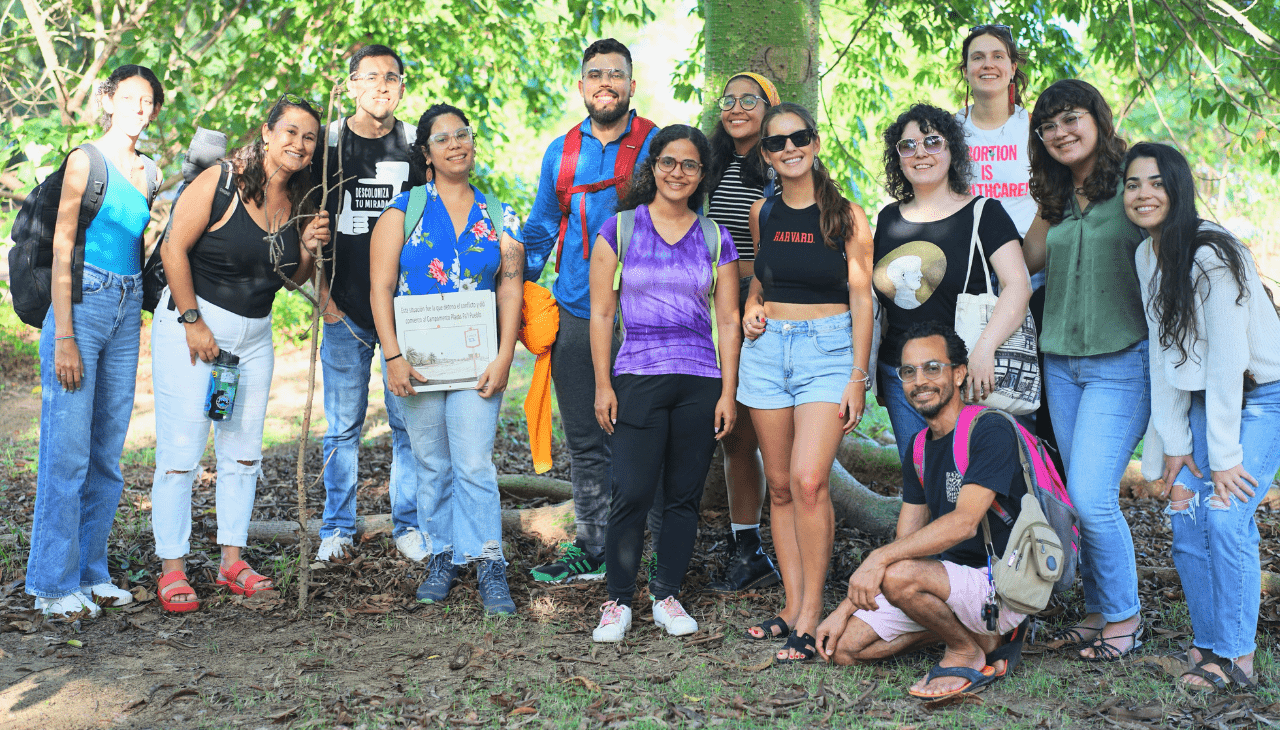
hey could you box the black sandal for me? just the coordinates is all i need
[988,617,1030,679]
[1179,659,1227,692]
[1079,620,1144,663]
[776,631,818,664]
[1041,622,1102,649]
[1219,659,1258,691]
[744,616,789,641]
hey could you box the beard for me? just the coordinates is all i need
[909,381,955,419]
[585,91,630,125]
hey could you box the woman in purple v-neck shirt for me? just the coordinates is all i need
[586,125,742,643]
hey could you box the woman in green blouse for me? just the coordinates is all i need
[1021,80,1149,662]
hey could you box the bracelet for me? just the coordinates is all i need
[384,354,403,363]
[55,335,76,341]
[848,365,869,382]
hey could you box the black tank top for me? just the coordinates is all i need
[190,194,301,319]
[755,199,848,305]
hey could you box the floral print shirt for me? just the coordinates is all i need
[386,182,522,295]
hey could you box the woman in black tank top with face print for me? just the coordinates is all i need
[737,103,876,663]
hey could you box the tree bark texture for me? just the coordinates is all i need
[701,0,820,131]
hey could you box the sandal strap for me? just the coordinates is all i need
[158,572,196,601]
[220,559,251,582]
[1180,664,1227,690]
[1047,623,1101,645]
[748,616,789,638]
[1219,659,1257,689]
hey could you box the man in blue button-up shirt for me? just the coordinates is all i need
[524,38,659,583]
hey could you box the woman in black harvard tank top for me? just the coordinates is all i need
[737,103,875,663]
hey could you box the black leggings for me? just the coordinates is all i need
[606,373,721,606]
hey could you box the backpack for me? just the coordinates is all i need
[8,144,158,327]
[553,115,657,273]
[400,183,503,250]
[612,208,723,364]
[911,404,1081,612]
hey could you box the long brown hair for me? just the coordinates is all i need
[228,95,321,221]
[759,103,855,250]
[1028,80,1127,225]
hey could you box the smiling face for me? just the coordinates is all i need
[965,33,1016,99]
[1123,156,1169,233]
[578,51,635,125]
[901,335,966,419]
[761,112,818,182]
[1040,107,1098,172]
[424,113,475,179]
[262,106,320,173]
[101,75,158,137]
[347,53,404,122]
[720,77,767,144]
[652,138,704,207]
[897,121,950,191]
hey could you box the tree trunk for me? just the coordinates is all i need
[701,0,820,130]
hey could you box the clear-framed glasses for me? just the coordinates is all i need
[428,126,474,147]
[896,135,947,158]
[349,71,406,85]
[717,93,764,111]
[656,156,702,174]
[1035,110,1091,141]
[583,67,628,83]
[896,361,956,381]
[761,128,817,152]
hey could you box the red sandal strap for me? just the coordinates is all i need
[158,571,196,601]
[221,559,271,589]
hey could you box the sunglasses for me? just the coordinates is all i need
[717,93,765,111]
[896,135,947,158]
[969,23,1013,35]
[761,128,817,153]
[896,361,957,381]
[274,93,320,116]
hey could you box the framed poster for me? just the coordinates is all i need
[393,291,498,392]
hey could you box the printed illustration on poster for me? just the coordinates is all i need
[393,291,498,392]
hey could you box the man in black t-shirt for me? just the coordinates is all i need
[311,44,424,563]
[814,321,1029,699]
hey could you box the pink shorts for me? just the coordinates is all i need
[852,561,1026,641]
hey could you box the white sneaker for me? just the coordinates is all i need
[652,596,698,636]
[395,529,429,562]
[592,600,633,643]
[316,535,354,562]
[35,592,101,619]
[86,583,134,608]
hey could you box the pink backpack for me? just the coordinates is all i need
[912,404,1081,595]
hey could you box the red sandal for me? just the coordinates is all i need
[216,559,273,597]
[157,570,200,613]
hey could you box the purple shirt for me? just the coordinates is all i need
[601,205,738,378]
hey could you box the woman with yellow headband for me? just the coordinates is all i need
[703,72,784,596]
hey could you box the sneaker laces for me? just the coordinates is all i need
[478,560,510,601]
[655,596,689,618]
[426,552,454,581]
[599,600,626,625]
[559,542,586,560]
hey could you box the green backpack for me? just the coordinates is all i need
[612,208,724,365]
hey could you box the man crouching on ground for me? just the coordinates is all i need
[815,320,1030,699]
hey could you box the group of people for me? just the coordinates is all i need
[22,25,1278,700]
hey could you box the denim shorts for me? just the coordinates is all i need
[737,311,853,409]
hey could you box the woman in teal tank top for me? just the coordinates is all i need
[26,65,164,618]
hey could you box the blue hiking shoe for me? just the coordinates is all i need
[416,551,458,604]
[529,539,605,583]
[477,559,517,615]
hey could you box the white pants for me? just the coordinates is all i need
[150,291,274,559]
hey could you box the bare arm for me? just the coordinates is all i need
[369,208,426,396]
[475,232,525,398]
[968,240,1032,399]
[842,203,875,432]
[589,235,620,434]
[49,150,89,390]
[743,198,767,339]
[162,164,226,365]
[1022,214,1048,274]
[713,258,741,439]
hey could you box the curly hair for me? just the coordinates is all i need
[955,25,1029,111]
[1028,80,1127,225]
[900,319,969,366]
[881,103,971,203]
[228,95,321,221]
[759,103,855,250]
[97,65,164,131]
[707,75,770,196]
[408,104,470,186]
[616,124,712,213]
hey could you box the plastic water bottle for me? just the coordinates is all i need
[205,351,240,421]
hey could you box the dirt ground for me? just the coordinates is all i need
[1,326,1278,730]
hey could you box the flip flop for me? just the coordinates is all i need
[989,617,1031,679]
[744,616,789,641]
[775,631,818,664]
[907,664,997,700]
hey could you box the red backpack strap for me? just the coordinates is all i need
[553,125,585,272]
[612,116,656,200]
[911,429,928,486]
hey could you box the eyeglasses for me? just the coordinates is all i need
[428,126,474,147]
[656,156,702,174]
[761,128,817,153]
[349,71,406,85]
[896,135,947,158]
[897,361,957,381]
[717,93,765,111]
[1035,110,1091,141]
[583,67,628,83]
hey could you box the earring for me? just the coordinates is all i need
[264,142,270,152]
[766,166,776,181]
[1008,82,1016,106]
[812,157,819,171]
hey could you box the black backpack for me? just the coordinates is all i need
[142,128,232,312]
[8,144,158,327]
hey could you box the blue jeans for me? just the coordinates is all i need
[397,387,504,564]
[27,265,141,599]
[1044,340,1151,621]
[319,319,419,539]
[878,361,928,466]
[1168,380,1280,658]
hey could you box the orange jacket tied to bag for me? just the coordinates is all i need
[518,281,559,474]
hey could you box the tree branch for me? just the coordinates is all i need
[17,0,72,124]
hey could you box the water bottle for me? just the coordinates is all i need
[205,351,240,421]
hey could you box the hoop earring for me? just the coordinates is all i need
[766,166,776,181]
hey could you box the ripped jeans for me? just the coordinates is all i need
[1167,380,1280,659]
[396,387,505,564]
[151,291,274,559]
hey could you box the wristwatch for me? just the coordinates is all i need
[178,309,201,324]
